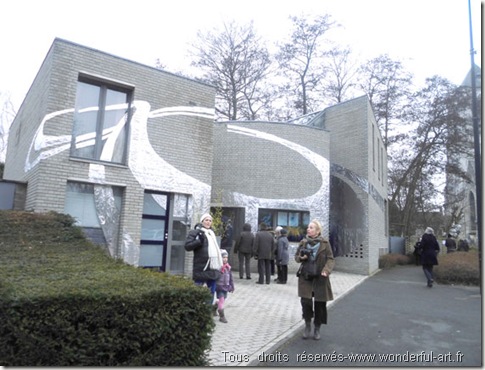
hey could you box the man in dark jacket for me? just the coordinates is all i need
[234,223,254,279]
[221,218,234,257]
[253,223,275,285]
[445,234,457,253]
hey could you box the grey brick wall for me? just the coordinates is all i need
[4,38,215,271]
[4,39,388,277]
[324,96,388,275]
[212,122,329,201]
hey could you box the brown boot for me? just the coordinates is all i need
[212,303,218,317]
[218,309,228,323]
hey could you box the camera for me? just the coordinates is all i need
[300,249,311,258]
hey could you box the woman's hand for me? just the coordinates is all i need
[321,271,328,277]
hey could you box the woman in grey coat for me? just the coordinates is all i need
[295,219,335,340]
[234,223,254,279]
[276,228,290,284]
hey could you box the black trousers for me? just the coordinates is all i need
[277,264,288,282]
[301,297,327,326]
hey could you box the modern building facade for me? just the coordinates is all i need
[3,38,388,276]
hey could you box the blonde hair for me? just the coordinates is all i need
[310,219,322,235]
[425,227,434,235]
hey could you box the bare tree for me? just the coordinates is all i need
[154,59,167,70]
[276,14,336,116]
[357,54,413,148]
[0,92,16,163]
[190,21,273,121]
[320,46,358,105]
[388,76,471,237]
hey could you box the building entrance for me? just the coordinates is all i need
[139,191,170,271]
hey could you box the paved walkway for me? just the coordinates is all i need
[256,265,482,367]
[207,270,368,366]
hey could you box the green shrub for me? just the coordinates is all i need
[0,210,215,366]
[378,253,412,269]
[434,250,480,286]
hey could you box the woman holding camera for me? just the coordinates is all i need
[295,219,335,340]
[184,213,223,307]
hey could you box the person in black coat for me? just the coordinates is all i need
[458,238,470,252]
[184,213,223,304]
[445,234,457,253]
[420,227,440,288]
[413,239,422,266]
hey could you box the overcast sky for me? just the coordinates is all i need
[1,0,481,110]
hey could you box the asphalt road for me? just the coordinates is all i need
[256,265,482,367]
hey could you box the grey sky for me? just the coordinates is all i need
[1,0,481,110]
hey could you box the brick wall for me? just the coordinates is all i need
[324,96,388,275]
[4,38,215,268]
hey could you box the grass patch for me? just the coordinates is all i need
[378,253,412,269]
[434,250,480,286]
[379,250,480,286]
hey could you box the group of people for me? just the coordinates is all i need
[445,234,470,253]
[184,214,335,340]
[234,222,291,285]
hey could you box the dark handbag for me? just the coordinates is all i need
[414,242,423,255]
[194,269,222,281]
[296,259,319,280]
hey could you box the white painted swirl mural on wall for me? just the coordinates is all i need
[24,102,331,264]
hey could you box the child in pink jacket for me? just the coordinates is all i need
[215,249,235,323]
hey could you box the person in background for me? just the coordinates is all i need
[221,218,234,261]
[420,227,440,288]
[184,213,223,308]
[445,234,457,253]
[215,249,234,323]
[413,238,422,265]
[267,226,277,276]
[234,223,254,279]
[276,228,290,284]
[253,223,275,285]
[295,219,334,340]
[458,238,470,252]
[273,226,282,282]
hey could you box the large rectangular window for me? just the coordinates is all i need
[258,209,310,241]
[71,77,132,164]
[64,182,123,255]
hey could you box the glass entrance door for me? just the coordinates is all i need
[139,191,170,271]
